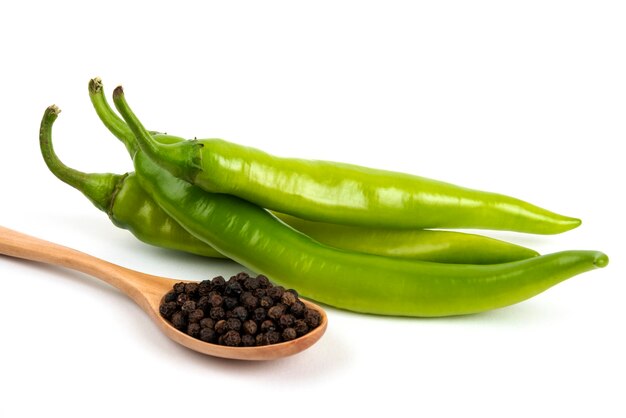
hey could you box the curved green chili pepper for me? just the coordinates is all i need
[39,106,225,258]
[43,102,538,264]
[111,92,607,317]
[111,85,580,234]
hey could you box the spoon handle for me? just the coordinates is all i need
[0,226,146,298]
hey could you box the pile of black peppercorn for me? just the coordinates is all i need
[159,272,322,347]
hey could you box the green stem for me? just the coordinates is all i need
[89,77,137,155]
[39,105,125,213]
[112,86,202,181]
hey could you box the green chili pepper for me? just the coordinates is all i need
[270,213,540,263]
[87,78,540,263]
[107,90,608,317]
[43,97,539,264]
[39,106,225,258]
[112,85,580,234]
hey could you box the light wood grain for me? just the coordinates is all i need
[0,226,327,360]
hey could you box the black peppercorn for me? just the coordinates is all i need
[236,272,249,282]
[181,300,197,313]
[290,300,306,317]
[211,275,226,289]
[198,280,212,296]
[267,286,284,301]
[257,275,270,288]
[200,318,215,329]
[214,319,228,334]
[268,304,286,320]
[200,328,216,343]
[241,334,256,347]
[223,330,241,346]
[252,307,267,322]
[223,296,239,310]
[171,311,187,330]
[282,328,297,341]
[255,333,266,346]
[242,320,258,335]
[188,309,205,324]
[209,306,225,320]
[304,308,321,328]
[241,294,258,310]
[294,319,308,336]
[197,295,211,312]
[265,330,280,345]
[209,294,223,308]
[164,290,178,303]
[253,288,266,298]
[226,318,242,332]
[260,296,273,308]
[159,301,177,319]
[187,323,201,338]
[261,319,276,332]
[184,282,199,296]
[231,306,248,321]
[176,293,189,306]
[173,282,186,293]
[279,313,296,329]
[224,281,243,296]
[281,290,297,306]
[244,276,260,290]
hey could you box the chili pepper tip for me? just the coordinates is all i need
[594,253,609,268]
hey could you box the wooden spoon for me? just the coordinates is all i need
[0,226,327,360]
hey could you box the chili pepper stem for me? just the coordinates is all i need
[112,86,203,182]
[89,78,138,156]
[39,105,126,213]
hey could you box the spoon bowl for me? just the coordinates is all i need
[0,226,327,360]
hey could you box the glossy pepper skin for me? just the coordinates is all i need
[84,79,540,264]
[109,173,227,257]
[112,85,580,234]
[110,92,608,317]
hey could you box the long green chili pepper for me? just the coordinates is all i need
[267,214,540,263]
[108,90,607,317]
[112,85,580,234]
[42,102,538,264]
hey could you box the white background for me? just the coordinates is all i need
[1,1,624,417]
